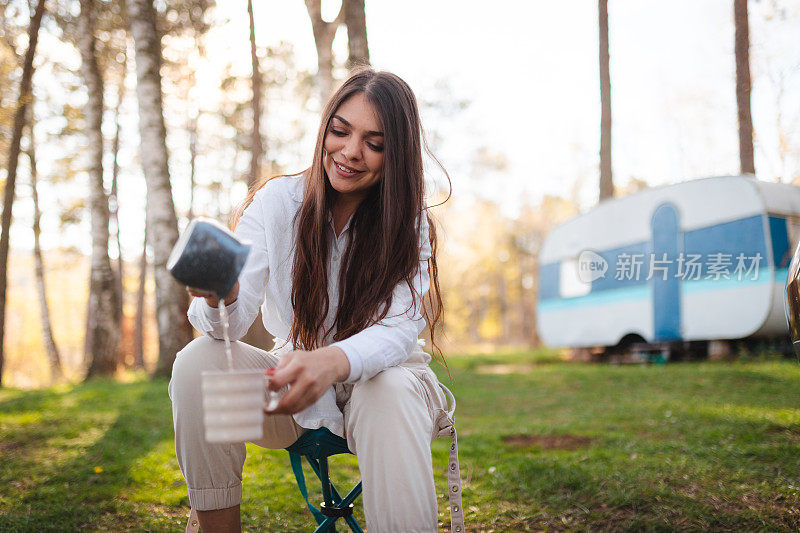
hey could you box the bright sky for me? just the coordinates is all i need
[16,0,800,257]
[213,0,799,212]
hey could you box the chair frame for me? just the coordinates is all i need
[286,428,364,533]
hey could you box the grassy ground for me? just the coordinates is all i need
[1,352,800,532]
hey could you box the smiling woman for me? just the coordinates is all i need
[323,93,385,234]
[170,68,463,532]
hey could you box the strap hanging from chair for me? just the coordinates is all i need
[446,426,465,532]
[185,508,200,533]
[289,451,326,526]
[438,382,465,533]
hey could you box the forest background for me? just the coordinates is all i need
[1,0,799,388]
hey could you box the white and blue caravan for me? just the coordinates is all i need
[537,176,800,350]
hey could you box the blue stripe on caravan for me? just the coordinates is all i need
[769,216,791,269]
[683,215,768,277]
[591,241,650,292]
[538,284,650,311]
[775,267,789,285]
[539,214,774,304]
[651,203,681,341]
[538,241,651,303]
[681,267,774,294]
[538,268,788,313]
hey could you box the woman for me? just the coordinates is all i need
[169,69,463,533]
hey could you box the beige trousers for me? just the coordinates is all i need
[169,336,449,532]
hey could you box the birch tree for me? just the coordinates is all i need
[734,0,755,175]
[126,0,192,377]
[109,47,127,334]
[344,0,369,71]
[133,221,147,369]
[304,0,344,100]
[26,121,64,383]
[598,0,613,201]
[0,0,45,388]
[247,0,263,188]
[79,0,122,378]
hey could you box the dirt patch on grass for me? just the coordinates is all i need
[0,440,26,454]
[766,424,800,440]
[501,434,593,450]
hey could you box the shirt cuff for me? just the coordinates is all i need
[201,297,240,323]
[330,340,363,383]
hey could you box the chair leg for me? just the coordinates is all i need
[343,515,364,533]
[301,455,362,532]
[319,458,337,533]
[319,457,334,509]
[307,457,368,532]
[312,517,337,533]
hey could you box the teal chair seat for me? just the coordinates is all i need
[285,427,363,532]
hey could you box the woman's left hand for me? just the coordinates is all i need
[266,346,351,415]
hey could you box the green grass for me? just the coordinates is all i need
[1,355,800,531]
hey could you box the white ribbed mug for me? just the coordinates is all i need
[201,369,267,443]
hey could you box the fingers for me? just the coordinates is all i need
[263,350,332,415]
[267,377,322,415]
[267,352,297,390]
[223,281,240,305]
[186,287,219,307]
[186,287,213,298]
[268,394,308,415]
[185,282,239,306]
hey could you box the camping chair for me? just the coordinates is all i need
[286,427,364,532]
[284,374,466,533]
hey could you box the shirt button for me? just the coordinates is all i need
[332,253,340,261]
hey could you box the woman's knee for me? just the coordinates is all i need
[350,367,421,413]
[170,337,224,393]
[174,335,223,366]
[346,367,433,454]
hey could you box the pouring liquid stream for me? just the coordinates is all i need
[217,300,234,371]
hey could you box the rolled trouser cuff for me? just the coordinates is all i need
[187,483,243,511]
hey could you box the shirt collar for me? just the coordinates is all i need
[288,173,305,203]
[329,212,353,238]
[290,174,353,236]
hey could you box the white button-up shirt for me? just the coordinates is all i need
[187,173,432,437]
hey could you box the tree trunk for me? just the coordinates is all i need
[515,251,533,346]
[734,0,755,175]
[110,48,127,365]
[27,124,64,384]
[598,0,613,202]
[111,51,126,314]
[247,0,263,188]
[344,0,369,71]
[133,221,147,369]
[0,0,46,388]
[304,0,345,101]
[496,271,507,342]
[79,0,122,379]
[126,0,192,378]
[188,114,197,220]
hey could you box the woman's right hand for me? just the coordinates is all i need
[186,281,239,308]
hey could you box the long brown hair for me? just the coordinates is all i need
[233,69,449,361]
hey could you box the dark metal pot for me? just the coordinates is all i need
[167,218,251,299]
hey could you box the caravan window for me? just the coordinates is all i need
[559,258,592,298]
